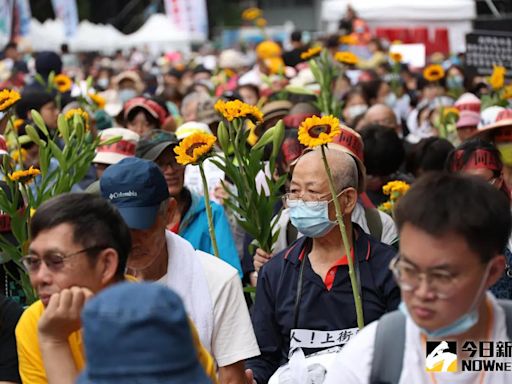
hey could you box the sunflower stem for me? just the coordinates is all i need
[320,144,364,329]
[199,162,220,258]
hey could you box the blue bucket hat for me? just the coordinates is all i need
[100,157,170,230]
[77,282,211,384]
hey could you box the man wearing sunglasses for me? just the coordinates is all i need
[245,147,400,384]
[324,172,512,384]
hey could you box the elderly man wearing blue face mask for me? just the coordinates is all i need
[245,147,400,384]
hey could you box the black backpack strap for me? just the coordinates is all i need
[370,310,406,384]
[364,206,383,241]
[498,300,512,339]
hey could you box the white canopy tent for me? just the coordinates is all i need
[321,0,477,52]
[23,13,194,53]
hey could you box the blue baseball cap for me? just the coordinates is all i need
[100,157,170,230]
[77,282,211,384]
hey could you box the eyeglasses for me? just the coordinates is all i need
[156,156,184,171]
[282,189,346,208]
[21,246,107,273]
[389,256,459,299]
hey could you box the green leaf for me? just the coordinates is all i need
[30,110,49,136]
[48,140,65,165]
[57,114,70,143]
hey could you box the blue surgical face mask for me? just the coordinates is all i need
[119,89,138,104]
[289,200,337,238]
[446,75,464,90]
[399,263,491,338]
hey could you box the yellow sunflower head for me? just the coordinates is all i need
[390,52,403,63]
[378,201,393,214]
[0,89,21,112]
[382,180,410,200]
[339,35,357,45]
[255,18,267,28]
[89,92,106,109]
[334,51,359,66]
[54,74,73,93]
[298,115,341,148]
[502,84,512,100]
[11,148,27,163]
[264,57,284,75]
[423,64,445,82]
[442,107,460,122]
[8,166,41,184]
[300,47,322,61]
[242,7,262,21]
[65,108,90,131]
[489,65,506,90]
[174,132,217,166]
[12,118,24,131]
[214,99,264,123]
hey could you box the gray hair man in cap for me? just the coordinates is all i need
[101,156,259,384]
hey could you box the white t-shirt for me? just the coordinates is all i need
[197,251,261,366]
[324,293,512,384]
[163,231,260,367]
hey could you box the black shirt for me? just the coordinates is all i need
[0,294,23,383]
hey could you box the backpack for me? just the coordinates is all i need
[370,300,512,384]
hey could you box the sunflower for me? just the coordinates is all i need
[502,84,512,99]
[423,64,445,82]
[255,18,267,28]
[264,57,284,75]
[54,74,73,93]
[12,118,24,131]
[489,65,506,90]
[339,35,357,45]
[378,201,393,214]
[88,92,106,109]
[390,52,403,63]
[301,47,322,61]
[298,115,341,148]
[382,180,410,199]
[214,99,264,123]
[242,7,262,21]
[0,89,21,111]
[443,107,460,121]
[65,108,90,131]
[11,148,27,163]
[8,166,41,184]
[174,132,217,166]
[334,51,359,66]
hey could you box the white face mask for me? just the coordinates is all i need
[346,104,368,120]
[384,93,397,108]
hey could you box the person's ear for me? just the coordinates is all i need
[340,187,358,215]
[98,248,119,285]
[486,255,506,288]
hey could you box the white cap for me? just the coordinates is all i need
[93,128,140,165]
[479,106,505,129]
[218,49,246,69]
[175,121,213,140]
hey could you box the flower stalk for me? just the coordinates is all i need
[321,145,364,329]
[199,163,220,258]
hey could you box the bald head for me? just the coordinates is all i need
[294,148,358,192]
[363,104,398,131]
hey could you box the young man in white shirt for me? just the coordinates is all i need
[324,172,512,384]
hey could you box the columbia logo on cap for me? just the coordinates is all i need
[109,191,138,200]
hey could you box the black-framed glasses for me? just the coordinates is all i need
[21,245,107,273]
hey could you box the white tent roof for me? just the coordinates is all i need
[322,0,476,22]
[24,14,193,53]
[123,14,190,49]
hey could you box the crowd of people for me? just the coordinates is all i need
[1,10,512,384]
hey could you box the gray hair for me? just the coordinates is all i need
[180,91,212,116]
[323,148,358,192]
